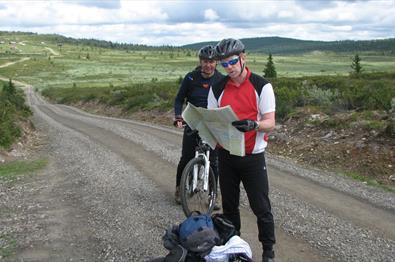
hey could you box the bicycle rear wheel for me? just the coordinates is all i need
[180,157,217,217]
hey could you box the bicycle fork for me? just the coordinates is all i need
[192,149,210,192]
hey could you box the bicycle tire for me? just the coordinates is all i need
[180,157,217,217]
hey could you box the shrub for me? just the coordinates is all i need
[274,85,303,120]
[0,80,31,149]
[40,72,394,126]
[125,93,152,111]
[109,89,126,105]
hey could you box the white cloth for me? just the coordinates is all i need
[204,235,252,262]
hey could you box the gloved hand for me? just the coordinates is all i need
[232,119,258,132]
[173,115,184,127]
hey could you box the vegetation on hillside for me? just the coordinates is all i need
[0,80,32,149]
[0,31,188,52]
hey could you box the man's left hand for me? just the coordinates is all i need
[232,119,258,132]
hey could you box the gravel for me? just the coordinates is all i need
[1,98,394,261]
[55,105,395,261]
[27,104,185,261]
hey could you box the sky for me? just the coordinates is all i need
[0,0,394,46]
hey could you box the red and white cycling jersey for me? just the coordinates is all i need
[208,67,275,154]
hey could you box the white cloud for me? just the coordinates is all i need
[0,0,168,27]
[204,9,219,21]
[0,0,394,45]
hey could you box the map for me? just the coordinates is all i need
[182,103,245,156]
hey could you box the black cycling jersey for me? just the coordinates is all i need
[174,68,223,116]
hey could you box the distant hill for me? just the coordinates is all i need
[0,31,185,51]
[1,31,394,55]
[182,36,395,55]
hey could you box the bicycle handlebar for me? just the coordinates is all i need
[173,118,186,128]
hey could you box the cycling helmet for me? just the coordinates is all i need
[198,45,215,60]
[214,38,245,60]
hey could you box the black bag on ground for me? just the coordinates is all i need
[156,212,220,262]
[211,213,238,245]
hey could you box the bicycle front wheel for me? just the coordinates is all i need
[180,157,217,217]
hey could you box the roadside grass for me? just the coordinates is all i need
[0,159,48,262]
[340,171,395,193]
[0,158,48,182]
[0,234,16,262]
[42,80,178,112]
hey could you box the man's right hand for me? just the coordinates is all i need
[173,116,185,128]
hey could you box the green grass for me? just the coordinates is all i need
[247,52,395,77]
[0,159,47,261]
[1,33,395,91]
[341,171,394,193]
[0,234,16,262]
[42,80,178,112]
[0,158,48,181]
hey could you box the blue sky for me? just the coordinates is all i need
[0,0,394,46]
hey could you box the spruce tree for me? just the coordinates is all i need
[4,79,16,97]
[263,53,277,78]
[351,54,362,75]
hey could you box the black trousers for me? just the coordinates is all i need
[218,148,275,251]
[176,126,218,187]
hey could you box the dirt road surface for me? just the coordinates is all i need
[1,86,394,261]
[0,57,30,69]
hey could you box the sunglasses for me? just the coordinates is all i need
[220,56,239,68]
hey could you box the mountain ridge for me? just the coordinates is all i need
[1,31,394,55]
[182,36,395,54]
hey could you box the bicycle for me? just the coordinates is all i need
[179,129,217,217]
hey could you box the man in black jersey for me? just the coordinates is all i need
[173,45,224,205]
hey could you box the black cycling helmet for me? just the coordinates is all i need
[198,45,215,60]
[214,38,245,60]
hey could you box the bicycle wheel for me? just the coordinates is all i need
[180,157,217,217]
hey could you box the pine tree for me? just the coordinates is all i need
[351,54,362,75]
[263,53,277,78]
[4,79,16,97]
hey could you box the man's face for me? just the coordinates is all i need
[220,55,243,78]
[200,58,216,76]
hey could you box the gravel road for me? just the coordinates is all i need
[1,87,394,262]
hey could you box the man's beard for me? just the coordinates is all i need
[201,68,214,77]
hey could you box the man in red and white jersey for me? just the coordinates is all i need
[208,38,276,262]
